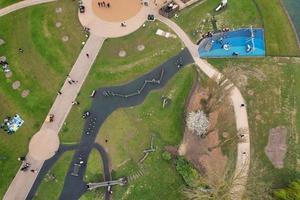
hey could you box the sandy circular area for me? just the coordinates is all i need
[12,81,20,90]
[29,129,60,160]
[92,0,142,22]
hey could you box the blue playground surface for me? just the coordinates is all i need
[198,28,265,58]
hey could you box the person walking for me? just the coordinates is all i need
[107,3,110,8]
[86,53,89,58]
[98,2,100,7]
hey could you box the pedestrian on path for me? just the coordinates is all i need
[86,53,89,58]
[107,3,110,8]
[98,2,100,7]
[57,91,62,95]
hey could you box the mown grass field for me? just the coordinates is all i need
[173,0,262,43]
[34,151,74,200]
[254,0,299,56]
[208,57,300,199]
[173,0,299,56]
[0,0,85,196]
[59,21,184,143]
[96,66,196,199]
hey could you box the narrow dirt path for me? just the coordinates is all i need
[156,14,251,200]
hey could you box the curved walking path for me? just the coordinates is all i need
[156,14,251,200]
[0,0,56,17]
[3,34,105,200]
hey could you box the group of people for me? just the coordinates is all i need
[0,60,10,73]
[97,1,110,8]
[19,157,38,173]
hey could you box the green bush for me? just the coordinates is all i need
[274,180,300,200]
[161,151,172,161]
[175,156,200,187]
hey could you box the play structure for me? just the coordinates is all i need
[215,0,227,12]
[198,28,265,58]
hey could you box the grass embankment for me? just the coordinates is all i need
[59,21,183,143]
[34,151,74,200]
[96,66,196,199]
[173,0,299,56]
[0,0,85,196]
[208,57,300,199]
[254,0,299,56]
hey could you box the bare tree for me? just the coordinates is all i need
[186,110,209,137]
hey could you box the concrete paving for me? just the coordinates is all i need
[0,0,56,17]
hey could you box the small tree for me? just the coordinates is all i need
[186,110,209,137]
[274,180,300,200]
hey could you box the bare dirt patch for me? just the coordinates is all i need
[178,82,228,185]
[264,126,288,169]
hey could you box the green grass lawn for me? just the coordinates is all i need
[254,0,299,56]
[34,151,74,200]
[0,0,21,8]
[208,57,300,199]
[0,0,85,196]
[59,21,184,143]
[84,148,104,182]
[173,0,262,43]
[95,66,196,199]
[173,0,299,56]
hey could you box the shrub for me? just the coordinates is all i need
[175,156,200,187]
[162,151,172,161]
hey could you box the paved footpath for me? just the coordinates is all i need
[0,0,56,17]
[3,34,105,200]
[156,14,251,200]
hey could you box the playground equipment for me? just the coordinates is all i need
[139,135,156,163]
[87,177,128,190]
[245,26,255,53]
[215,0,227,12]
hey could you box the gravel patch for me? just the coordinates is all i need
[137,44,145,51]
[55,22,62,28]
[21,89,30,98]
[0,39,5,46]
[5,71,13,78]
[55,7,62,13]
[118,50,127,57]
[12,81,20,90]
[62,36,69,42]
